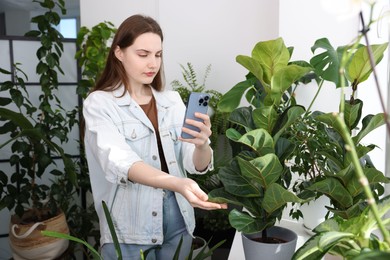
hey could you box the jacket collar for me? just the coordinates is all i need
[112,84,177,109]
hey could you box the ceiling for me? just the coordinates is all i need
[0,0,79,13]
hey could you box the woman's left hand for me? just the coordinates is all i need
[179,112,211,148]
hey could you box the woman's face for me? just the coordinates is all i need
[115,32,162,88]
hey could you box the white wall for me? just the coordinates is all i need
[80,0,279,95]
[79,1,388,173]
[279,0,388,174]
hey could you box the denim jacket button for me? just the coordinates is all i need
[152,211,157,216]
[152,155,157,160]
[120,177,126,184]
[152,238,157,243]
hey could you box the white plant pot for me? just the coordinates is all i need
[242,226,297,260]
[300,196,330,234]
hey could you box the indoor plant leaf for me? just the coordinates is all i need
[263,183,302,214]
[250,37,290,86]
[217,77,258,113]
[228,208,269,234]
[310,38,347,88]
[353,113,386,144]
[252,106,277,133]
[307,178,353,209]
[269,65,312,107]
[237,128,275,156]
[346,43,388,85]
[245,154,283,188]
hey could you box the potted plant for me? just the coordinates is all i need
[208,37,313,260]
[292,2,390,258]
[286,37,388,227]
[0,0,79,258]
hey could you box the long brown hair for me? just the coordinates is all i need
[93,14,164,95]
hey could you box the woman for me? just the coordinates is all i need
[82,14,227,260]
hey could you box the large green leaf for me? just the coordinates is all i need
[310,38,347,88]
[246,154,283,188]
[269,65,312,106]
[237,128,274,155]
[328,202,363,219]
[308,178,353,208]
[346,43,388,85]
[227,106,256,131]
[317,113,344,138]
[263,183,302,214]
[292,234,327,260]
[218,159,261,197]
[0,108,33,129]
[217,77,257,112]
[293,231,354,260]
[236,55,267,90]
[353,113,386,144]
[251,37,290,86]
[253,106,277,133]
[318,231,355,251]
[273,105,305,142]
[347,168,390,197]
[228,208,270,234]
[343,99,363,131]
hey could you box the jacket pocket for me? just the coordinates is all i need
[122,121,151,158]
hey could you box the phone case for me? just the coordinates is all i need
[181,92,210,139]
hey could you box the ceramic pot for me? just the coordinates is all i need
[9,210,69,260]
[242,226,297,260]
[300,196,330,234]
[192,236,211,260]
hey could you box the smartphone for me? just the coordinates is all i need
[181,92,210,139]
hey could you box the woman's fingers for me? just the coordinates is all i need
[180,178,228,210]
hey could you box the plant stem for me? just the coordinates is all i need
[359,12,390,137]
[305,78,324,115]
[334,113,390,245]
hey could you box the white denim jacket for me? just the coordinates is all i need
[83,85,213,246]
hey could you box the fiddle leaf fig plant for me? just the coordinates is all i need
[208,38,311,236]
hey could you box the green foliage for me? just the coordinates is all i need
[288,38,389,220]
[75,21,117,98]
[0,0,78,219]
[43,201,224,260]
[209,35,388,240]
[209,38,310,234]
[0,1,100,258]
[293,196,390,260]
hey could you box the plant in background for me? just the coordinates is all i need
[287,35,389,221]
[75,21,117,98]
[0,0,101,257]
[293,1,390,259]
[0,0,77,221]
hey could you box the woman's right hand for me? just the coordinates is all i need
[177,178,228,210]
